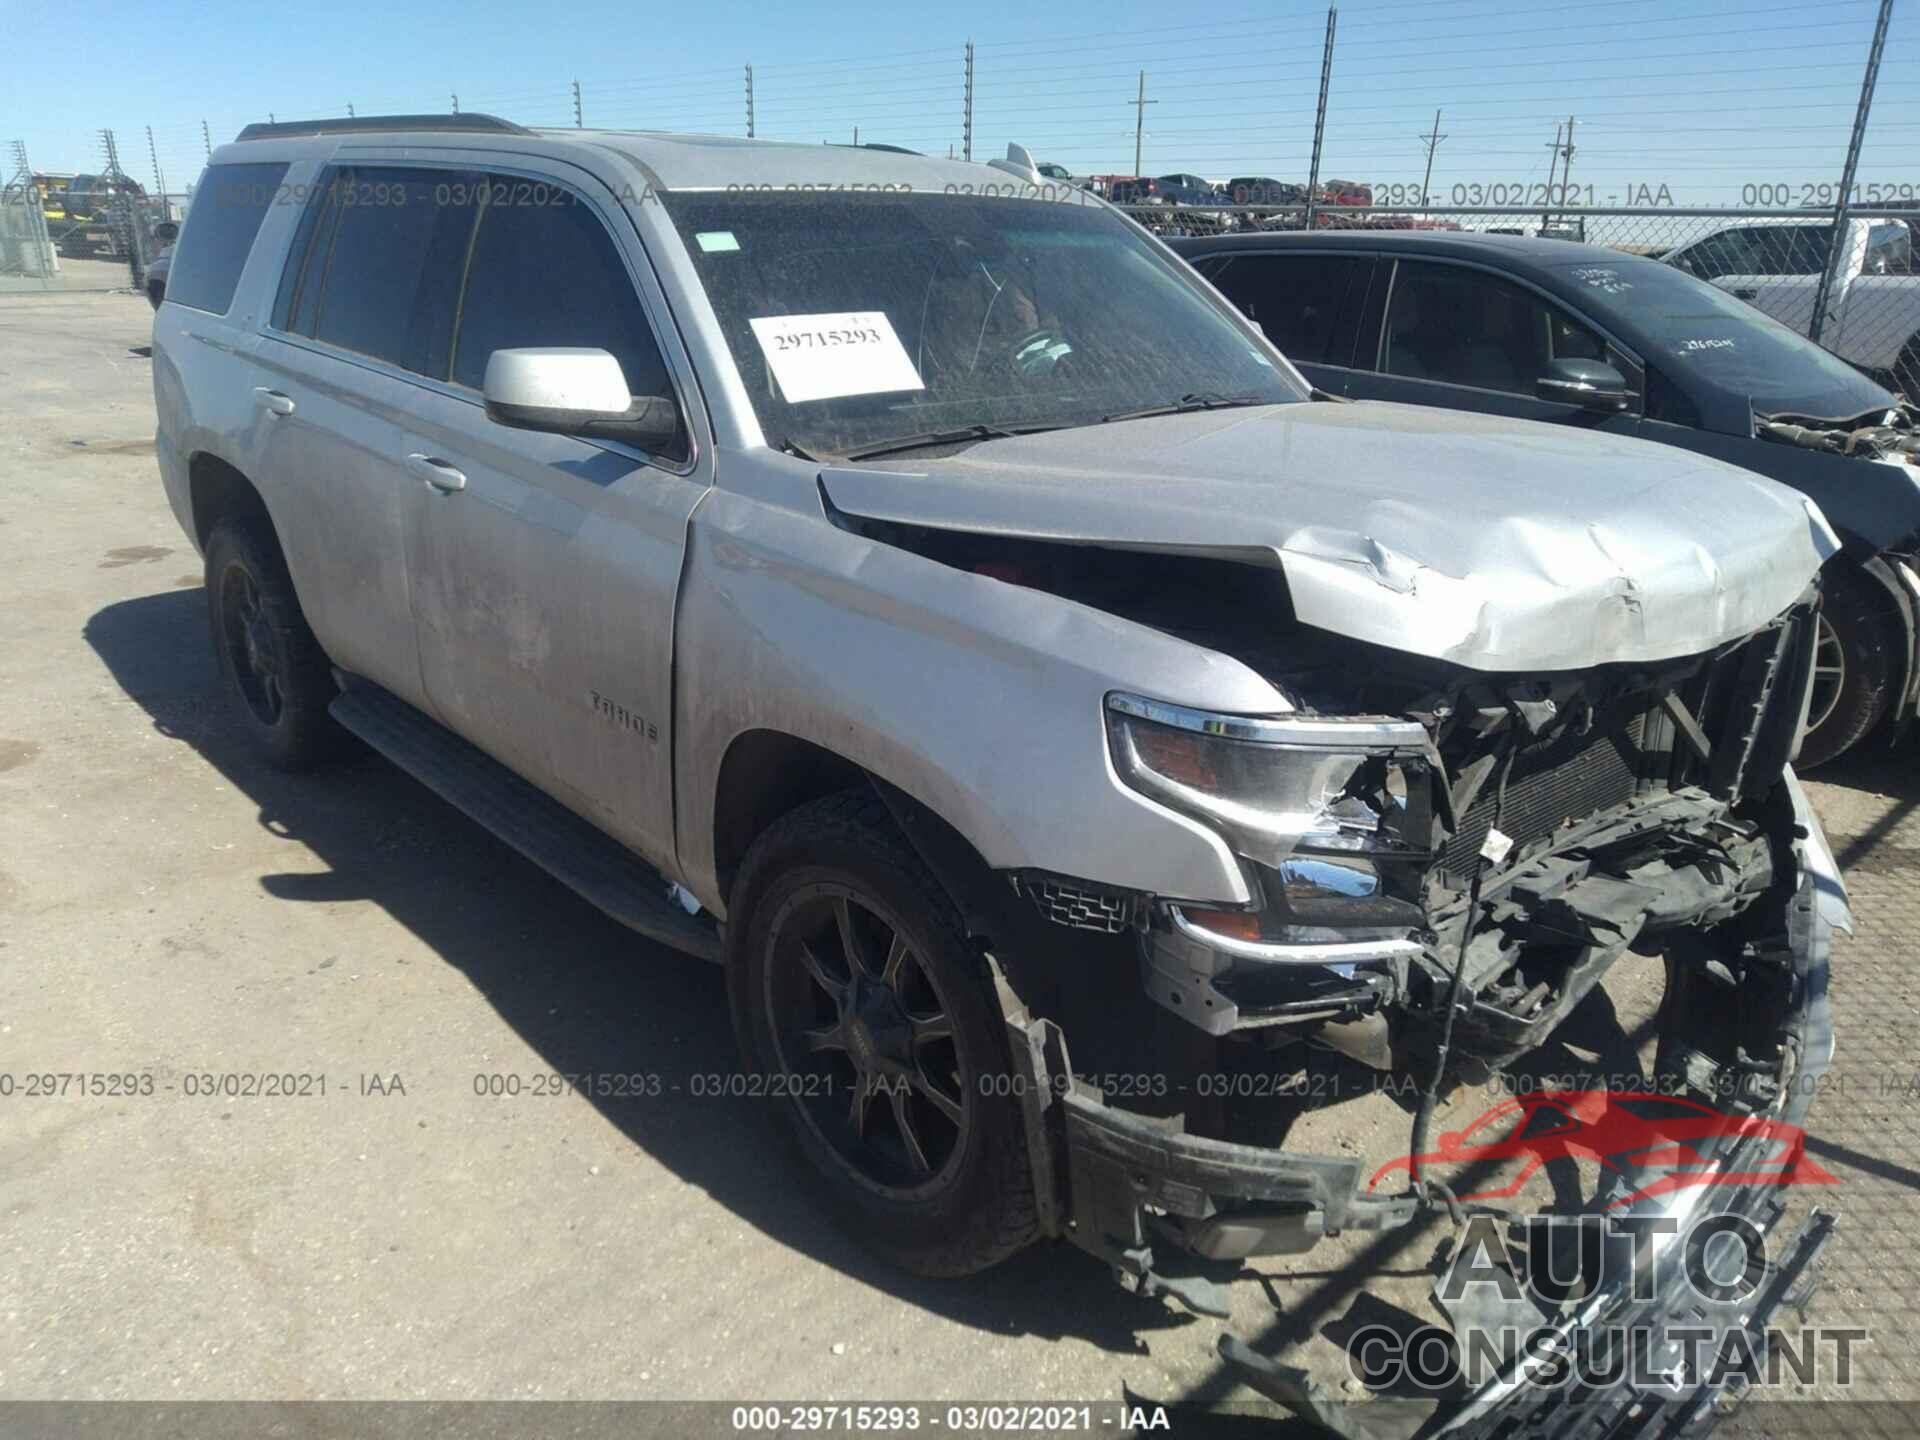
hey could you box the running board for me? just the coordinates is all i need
[329,682,722,963]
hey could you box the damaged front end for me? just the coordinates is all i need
[990,591,1845,1428]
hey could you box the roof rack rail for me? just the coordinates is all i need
[234,113,530,142]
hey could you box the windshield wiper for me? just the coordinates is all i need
[841,423,1057,462]
[1098,391,1272,425]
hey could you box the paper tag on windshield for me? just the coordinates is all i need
[748,312,924,403]
[1479,827,1515,866]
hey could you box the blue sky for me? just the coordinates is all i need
[7,0,1916,206]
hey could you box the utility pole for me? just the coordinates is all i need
[745,64,755,138]
[346,103,356,118]
[1416,108,1446,213]
[854,126,859,146]
[963,40,975,162]
[201,120,212,160]
[145,125,167,198]
[1131,70,1157,177]
[1811,0,1892,345]
[1557,115,1576,225]
[1303,4,1337,229]
[1541,120,1564,231]
[572,80,583,128]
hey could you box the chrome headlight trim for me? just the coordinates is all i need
[1106,692,1432,754]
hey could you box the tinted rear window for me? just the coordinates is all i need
[1206,252,1374,366]
[164,162,288,314]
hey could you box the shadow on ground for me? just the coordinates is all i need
[84,585,1664,1415]
[84,586,1192,1359]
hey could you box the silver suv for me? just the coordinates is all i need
[155,116,1848,1423]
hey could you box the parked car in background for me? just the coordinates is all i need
[1663,217,1919,395]
[1175,228,1920,765]
[144,221,180,308]
[1224,177,1304,229]
[60,172,145,221]
[1035,162,1073,181]
[53,173,150,259]
[1105,175,1156,205]
[1152,173,1219,208]
[153,119,1844,1433]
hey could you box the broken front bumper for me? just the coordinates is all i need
[1003,770,1845,1430]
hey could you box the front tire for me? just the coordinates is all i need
[204,519,341,770]
[727,791,1039,1277]
[1801,566,1900,769]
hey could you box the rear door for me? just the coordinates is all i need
[1191,249,1378,395]
[251,164,481,707]
[397,164,709,870]
[1349,257,1642,430]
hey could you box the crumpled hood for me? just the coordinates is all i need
[819,401,1838,671]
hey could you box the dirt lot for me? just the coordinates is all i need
[2,292,1916,1427]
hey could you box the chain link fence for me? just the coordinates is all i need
[4,135,189,296]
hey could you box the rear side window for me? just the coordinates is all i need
[1206,253,1373,366]
[451,181,672,407]
[280,168,479,378]
[165,162,288,314]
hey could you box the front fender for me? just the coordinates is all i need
[671,479,1284,918]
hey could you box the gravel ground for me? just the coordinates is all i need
[0,292,1913,1432]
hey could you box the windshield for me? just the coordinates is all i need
[1554,258,1892,415]
[662,191,1302,456]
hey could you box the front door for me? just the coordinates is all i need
[399,168,708,871]
[1349,258,1640,431]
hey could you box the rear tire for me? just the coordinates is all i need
[727,790,1039,1277]
[1801,566,1900,770]
[204,519,341,771]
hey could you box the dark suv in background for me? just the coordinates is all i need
[1174,228,1920,766]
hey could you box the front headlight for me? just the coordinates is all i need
[1105,692,1435,877]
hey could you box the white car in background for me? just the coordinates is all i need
[1665,216,1920,394]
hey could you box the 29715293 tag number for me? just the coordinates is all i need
[768,325,886,352]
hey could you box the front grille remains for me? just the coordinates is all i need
[1441,711,1646,880]
[1434,601,1817,882]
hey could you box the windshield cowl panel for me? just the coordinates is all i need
[663,190,1304,458]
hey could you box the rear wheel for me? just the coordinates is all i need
[1801,566,1900,769]
[728,791,1038,1277]
[204,519,341,770]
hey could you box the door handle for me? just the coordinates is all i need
[405,453,467,493]
[252,387,295,416]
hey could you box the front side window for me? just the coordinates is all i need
[662,191,1300,457]
[451,181,673,412]
[1205,253,1373,367]
[1382,260,1603,397]
[165,161,288,314]
[1554,257,1889,415]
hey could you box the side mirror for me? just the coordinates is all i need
[483,348,682,452]
[1537,357,1632,412]
[152,221,180,243]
